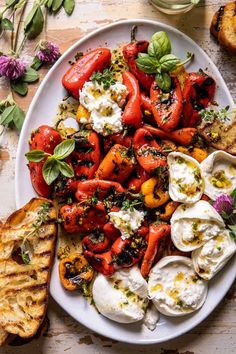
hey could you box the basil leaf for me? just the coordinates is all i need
[53,139,75,160]
[22,67,39,83]
[31,56,43,70]
[1,18,14,30]
[58,161,74,178]
[136,54,159,74]
[155,72,172,93]
[24,5,44,39]
[52,0,64,12]
[12,105,25,130]
[63,0,75,15]
[25,150,48,162]
[159,54,180,72]
[148,31,171,60]
[42,158,60,185]
[10,80,28,96]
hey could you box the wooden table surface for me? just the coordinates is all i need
[0,0,236,353]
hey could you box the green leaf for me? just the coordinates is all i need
[58,161,74,178]
[24,5,44,39]
[10,80,28,96]
[25,149,49,162]
[231,188,236,208]
[31,56,43,70]
[155,72,172,93]
[45,0,53,9]
[52,0,64,12]
[1,18,14,31]
[63,0,75,15]
[0,105,16,126]
[159,54,180,72]
[6,0,20,7]
[42,158,60,185]
[148,31,171,60]
[0,104,25,131]
[22,67,39,83]
[53,139,75,160]
[12,105,25,130]
[136,53,159,74]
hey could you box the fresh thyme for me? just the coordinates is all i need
[90,69,116,89]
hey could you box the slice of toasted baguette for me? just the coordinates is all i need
[0,198,57,342]
[210,2,236,54]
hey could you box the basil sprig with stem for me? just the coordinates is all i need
[136,31,194,92]
[25,139,75,185]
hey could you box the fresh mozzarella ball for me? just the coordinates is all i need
[92,266,148,323]
[192,229,236,280]
[170,200,225,252]
[148,256,208,317]
[201,150,236,200]
[79,81,127,136]
[108,208,145,240]
[167,152,204,204]
[143,303,160,331]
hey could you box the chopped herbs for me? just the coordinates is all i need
[90,69,116,89]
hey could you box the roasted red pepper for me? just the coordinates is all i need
[60,203,107,234]
[126,165,150,193]
[103,222,121,241]
[84,250,115,276]
[75,180,125,212]
[68,130,100,180]
[133,128,167,175]
[82,231,111,253]
[111,236,145,268]
[150,76,183,132]
[182,71,216,127]
[122,71,142,129]
[122,41,154,91]
[140,92,152,113]
[28,125,62,197]
[62,48,111,99]
[143,124,197,147]
[141,223,171,277]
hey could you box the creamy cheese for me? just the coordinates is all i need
[148,256,208,317]
[92,266,148,323]
[201,150,236,200]
[143,303,160,331]
[192,229,236,280]
[170,201,225,252]
[108,208,145,240]
[79,81,127,136]
[168,152,204,204]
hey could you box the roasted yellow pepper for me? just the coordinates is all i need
[177,146,208,163]
[76,104,90,125]
[141,177,169,209]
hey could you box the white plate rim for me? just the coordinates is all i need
[15,19,236,345]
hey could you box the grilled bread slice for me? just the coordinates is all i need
[0,198,57,342]
[210,2,236,54]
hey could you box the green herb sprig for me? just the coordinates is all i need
[136,31,193,92]
[90,69,116,89]
[0,93,25,131]
[199,106,234,124]
[25,139,75,185]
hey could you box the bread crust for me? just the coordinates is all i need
[0,198,57,343]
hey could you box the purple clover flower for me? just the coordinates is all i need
[0,55,26,80]
[213,194,233,216]
[36,41,60,63]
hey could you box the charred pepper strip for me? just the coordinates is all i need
[29,125,62,198]
[84,250,115,276]
[133,128,167,175]
[150,76,183,132]
[141,224,171,278]
[122,71,142,129]
[62,48,111,99]
[127,165,150,193]
[122,40,154,91]
[82,231,111,253]
[60,203,107,233]
[59,253,94,291]
[143,125,197,147]
[182,71,216,127]
[95,144,135,184]
[75,179,125,212]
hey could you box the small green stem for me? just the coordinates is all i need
[13,0,28,55]
[1,4,12,15]
[177,53,194,68]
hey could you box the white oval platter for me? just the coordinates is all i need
[15,19,236,344]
